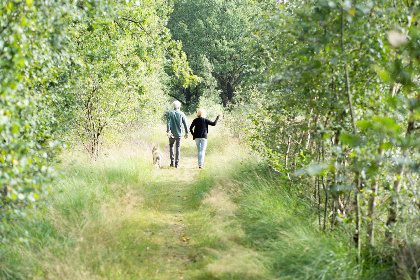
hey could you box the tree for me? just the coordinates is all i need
[242,0,420,274]
[0,0,75,236]
[168,0,261,107]
[61,1,198,159]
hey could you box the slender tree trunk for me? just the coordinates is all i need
[331,199,337,229]
[322,175,328,232]
[354,171,361,262]
[285,135,292,168]
[367,146,384,247]
[227,79,234,103]
[305,108,314,149]
[310,114,320,152]
[385,167,404,244]
[341,7,360,260]
[385,128,412,244]
[219,78,229,106]
[316,140,322,227]
[318,177,321,227]
[317,176,321,227]
[91,133,98,161]
[321,139,328,231]
[186,87,192,107]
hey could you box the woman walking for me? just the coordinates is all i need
[189,109,221,169]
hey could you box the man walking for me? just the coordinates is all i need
[167,100,189,168]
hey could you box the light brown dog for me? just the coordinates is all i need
[152,146,163,168]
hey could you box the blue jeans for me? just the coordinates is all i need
[195,138,207,167]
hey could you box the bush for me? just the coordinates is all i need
[0,0,73,238]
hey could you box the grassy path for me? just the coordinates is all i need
[135,156,204,279]
[2,123,369,279]
[123,130,269,279]
[2,123,272,280]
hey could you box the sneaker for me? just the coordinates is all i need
[199,165,205,169]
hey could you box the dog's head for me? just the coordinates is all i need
[152,146,157,153]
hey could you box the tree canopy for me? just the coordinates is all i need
[168,0,261,107]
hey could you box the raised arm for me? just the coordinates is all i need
[206,116,219,126]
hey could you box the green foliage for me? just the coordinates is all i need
[0,0,75,237]
[239,0,420,276]
[197,56,224,119]
[168,0,262,108]
[55,1,198,159]
[0,0,199,241]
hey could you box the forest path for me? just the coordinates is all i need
[6,123,271,280]
[116,127,270,280]
[136,152,202,279]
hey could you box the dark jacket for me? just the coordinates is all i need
[190,116,219,140]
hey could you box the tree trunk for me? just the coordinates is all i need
[385,167,404,245]
[305,108,314,150]
[321,139,328,231]
[317,176,321,227]
[354,171,361,262]
[219,76,235,106]
[220,80,228,106]
[227,79,234,103]
[341,6,360,260]
[185,87,192,108]
[367,146,384,247]
[285,135,292,168]
[322,176,328,232]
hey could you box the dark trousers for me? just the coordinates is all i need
[169,136,182,165]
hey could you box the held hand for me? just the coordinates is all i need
[184,133,189,139]
[218,112,222,117]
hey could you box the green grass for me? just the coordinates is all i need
[0,122,393,279]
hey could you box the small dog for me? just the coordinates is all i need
[152,146,163,168]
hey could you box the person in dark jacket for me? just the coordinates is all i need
[189,109,221,169]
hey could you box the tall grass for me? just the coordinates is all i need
[0,122,394,279]
[224,162,395,279]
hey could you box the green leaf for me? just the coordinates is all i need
[380,142,393,150]
[339,133,363,147]
[357,120,371,130]
[12,124,19,134]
